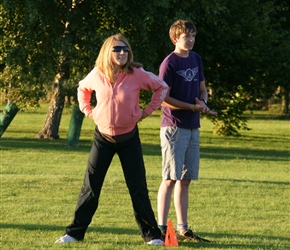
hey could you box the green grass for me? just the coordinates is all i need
[0,107,289,249]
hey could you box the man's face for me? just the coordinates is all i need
[175,31,196,52]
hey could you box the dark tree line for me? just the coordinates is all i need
[1,0,289,139]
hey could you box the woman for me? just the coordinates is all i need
[55,34,168,246]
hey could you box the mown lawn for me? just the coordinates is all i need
[0,107,289,249]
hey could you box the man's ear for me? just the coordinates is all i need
[172,36,178,44]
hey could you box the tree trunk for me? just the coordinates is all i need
[36,18,72,139]
[281,88,289,115]
[0,102,19,137]
[36,75,65,139]
[66,104,84,147]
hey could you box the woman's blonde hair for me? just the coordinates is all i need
[95,33,142,83]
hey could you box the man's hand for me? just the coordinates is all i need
[195,98,218,115]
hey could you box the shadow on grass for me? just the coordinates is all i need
[200,146,289,162]
[1,223,289,248]
[201,177,290,186]
[244,113,290,120]
[1,138,289,162]
[0,137,92,153]
[179,231,289,249]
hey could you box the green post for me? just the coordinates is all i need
[66,104,85,147]
[0,102,19,138]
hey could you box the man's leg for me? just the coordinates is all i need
[174,179,191,225]
[157,180,175,226]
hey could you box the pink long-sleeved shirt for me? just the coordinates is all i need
[78,66,168,136]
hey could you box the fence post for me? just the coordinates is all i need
[0,102,19,138]
[66,104,84,147]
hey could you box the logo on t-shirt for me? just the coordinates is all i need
[176,67,198,82]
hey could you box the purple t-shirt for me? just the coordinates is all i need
[159,51,205,129]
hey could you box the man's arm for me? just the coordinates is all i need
[162,87,193,110]
[198,80,217,115]
[199,80,208,103]
[162,87,206,112]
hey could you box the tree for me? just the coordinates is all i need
[1,0,173,139]
[1,0,289,138]
[184,0,289,134]
[267,1,290,115]
[1,0,103,138]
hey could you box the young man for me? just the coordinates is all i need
[157,20,217,242]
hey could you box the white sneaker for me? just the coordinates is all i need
[147,239,164,246]
[55,234,78,244]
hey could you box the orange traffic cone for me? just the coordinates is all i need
[164,220,178,247]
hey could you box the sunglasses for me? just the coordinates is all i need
[112,46,130,53]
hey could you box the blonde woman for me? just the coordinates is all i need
[55,34,168,246]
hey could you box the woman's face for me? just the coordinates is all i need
[111,40,129,67]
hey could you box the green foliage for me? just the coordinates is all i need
[190,0,290,134]
[1,0,289,134]
[207,85,252,135]
[0,65,46,109]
